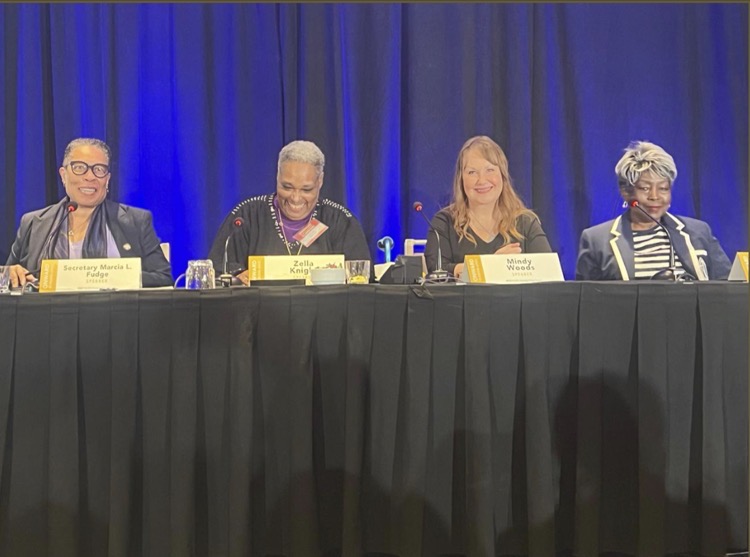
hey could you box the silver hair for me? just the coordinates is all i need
[62,138,112,166]
[277,140,325,177]
[615,140,677,189]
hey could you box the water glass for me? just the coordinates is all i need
[186,260,216,289]
[0,266,9,293]
[345,260,370,284]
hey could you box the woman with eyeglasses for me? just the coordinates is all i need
[6,137,172,288]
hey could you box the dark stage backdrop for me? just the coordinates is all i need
[1,3,747,279]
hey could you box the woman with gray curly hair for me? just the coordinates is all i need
[576,140,731,281]
[208,140,371,284]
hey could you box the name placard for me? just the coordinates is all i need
[728,251,749,281]
[39,258,142,292]
[248,254,345,285]
[462,253,565,284]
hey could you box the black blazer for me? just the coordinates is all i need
[6,198,172,287]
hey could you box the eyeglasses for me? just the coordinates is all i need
[67,161,110,178]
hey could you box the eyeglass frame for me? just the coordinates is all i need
[66,160,111,178]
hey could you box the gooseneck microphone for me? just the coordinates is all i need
[219,216,246,287]
[22,200,79,285]
[628,200,678,281]
[413,201,450,282]
[40,200,79,262]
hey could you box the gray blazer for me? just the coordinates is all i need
[7,198,172,287]
[576,212,731,281]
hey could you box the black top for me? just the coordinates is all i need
[208,194,371,273]
[424,208,552,274]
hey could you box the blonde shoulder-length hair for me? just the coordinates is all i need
[448,136,537,246]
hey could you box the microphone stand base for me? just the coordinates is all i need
[650,268,676,281]
[650,268,694,282]
[424,269,452,283]
[218,274,233,288]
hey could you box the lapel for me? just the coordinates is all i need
[27,199,67,268]
[608,214,635,280]
[662,213,705,280]
[105,200,137,257]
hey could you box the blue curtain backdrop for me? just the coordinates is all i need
[1,3,747,279]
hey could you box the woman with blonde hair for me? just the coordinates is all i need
[424,135,551,278]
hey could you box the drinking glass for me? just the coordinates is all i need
[0,266,10,293]
[185,260,216,289]
[345,260,370,284]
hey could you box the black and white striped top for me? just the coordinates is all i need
[633,225,683,279]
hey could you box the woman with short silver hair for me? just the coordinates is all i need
[576,140,731,281]
[208,139,371,284]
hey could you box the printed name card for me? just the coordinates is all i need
[462,253,565,284]
[248,254,345,285]
[39,258,142,292]
[728,251,749,281]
